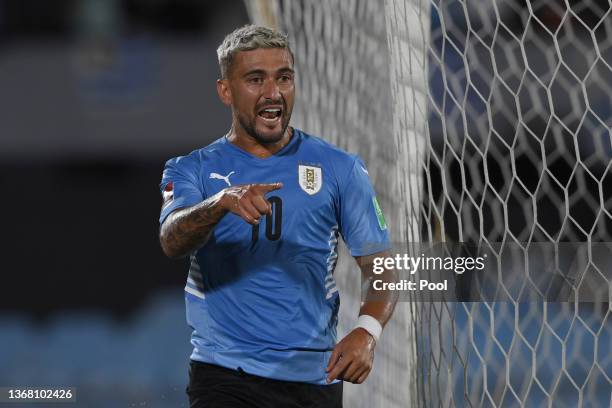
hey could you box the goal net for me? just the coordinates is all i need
[245,0,612,406]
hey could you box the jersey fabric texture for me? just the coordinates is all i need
[159,128,390,385]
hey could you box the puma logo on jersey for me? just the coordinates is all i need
[360,166,369,175]
[210,171,235,186]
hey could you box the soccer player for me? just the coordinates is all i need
[158,25,397,408]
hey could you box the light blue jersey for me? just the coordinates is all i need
[159,128,389,384]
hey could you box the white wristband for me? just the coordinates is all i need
[355,315,383,342]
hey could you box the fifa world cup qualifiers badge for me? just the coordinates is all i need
[372,197,387,230]
[162,181,174,209]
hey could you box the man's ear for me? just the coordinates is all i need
[217,78,232,106]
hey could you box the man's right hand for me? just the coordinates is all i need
[220,183,283,225]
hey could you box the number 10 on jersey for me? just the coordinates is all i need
[251,196,282,244]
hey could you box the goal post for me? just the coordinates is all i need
[245,1,423,406]
[245,1,612,407]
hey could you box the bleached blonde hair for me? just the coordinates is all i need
[217,24,293,78]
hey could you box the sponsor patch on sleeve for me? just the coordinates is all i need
[162,181,174,208]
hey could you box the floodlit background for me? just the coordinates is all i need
[1,0,611,407]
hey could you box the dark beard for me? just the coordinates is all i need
[237,111,290,145]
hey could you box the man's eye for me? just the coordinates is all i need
[249,77,263,84]
[279,75,293,83]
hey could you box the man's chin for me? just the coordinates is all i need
[253,126,287,145]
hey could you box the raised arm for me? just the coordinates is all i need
[159,190,228,259]
[159,182,283,259]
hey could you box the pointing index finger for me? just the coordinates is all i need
[256,182,283,193]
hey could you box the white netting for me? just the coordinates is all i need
[245,0,612,406]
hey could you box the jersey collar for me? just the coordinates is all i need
[222,127,301,161]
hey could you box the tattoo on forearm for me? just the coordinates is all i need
[160,193,227,258]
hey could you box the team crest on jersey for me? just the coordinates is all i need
[298,165,322,195]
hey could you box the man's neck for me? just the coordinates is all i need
[227,126,293,159]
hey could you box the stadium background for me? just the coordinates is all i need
[1,0,611,407]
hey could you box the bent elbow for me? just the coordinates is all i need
[159,234,184,259]
[161,244,186,259]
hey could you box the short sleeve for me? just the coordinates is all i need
[338,156,391,256]
[159,156,205,224]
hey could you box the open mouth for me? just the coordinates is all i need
[257,107,283,123]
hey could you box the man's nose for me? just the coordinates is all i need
[261,79,281,100]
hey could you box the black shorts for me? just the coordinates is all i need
[187,360,343,408]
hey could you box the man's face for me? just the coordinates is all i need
[218,47,295,144]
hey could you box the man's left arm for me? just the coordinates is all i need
[326,251,398,384]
